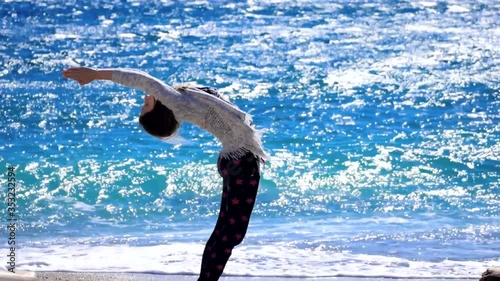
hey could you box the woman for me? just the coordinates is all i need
[62,67,267,281]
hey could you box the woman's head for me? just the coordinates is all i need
[139,96,179,138]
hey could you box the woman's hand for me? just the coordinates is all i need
[62,67,98,86]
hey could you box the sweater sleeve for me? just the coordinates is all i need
[110,69,189,114]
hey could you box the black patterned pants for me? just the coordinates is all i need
[198,152,261,281]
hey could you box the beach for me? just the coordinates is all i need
[35,272,477,281]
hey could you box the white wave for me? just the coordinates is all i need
[73,201,96,212]
[16,243,497,278]
[448,5,470,13]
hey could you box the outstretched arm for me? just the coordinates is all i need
[62,67,112,85]
[62,67,185,106]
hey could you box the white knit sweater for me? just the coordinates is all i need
[111,69,267,160]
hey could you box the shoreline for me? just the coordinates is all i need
[33,272,478,281]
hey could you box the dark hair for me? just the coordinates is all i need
[139,100,179,138]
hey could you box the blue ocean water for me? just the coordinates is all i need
[0,0,499,278]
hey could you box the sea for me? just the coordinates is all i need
[0,0,499,279]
